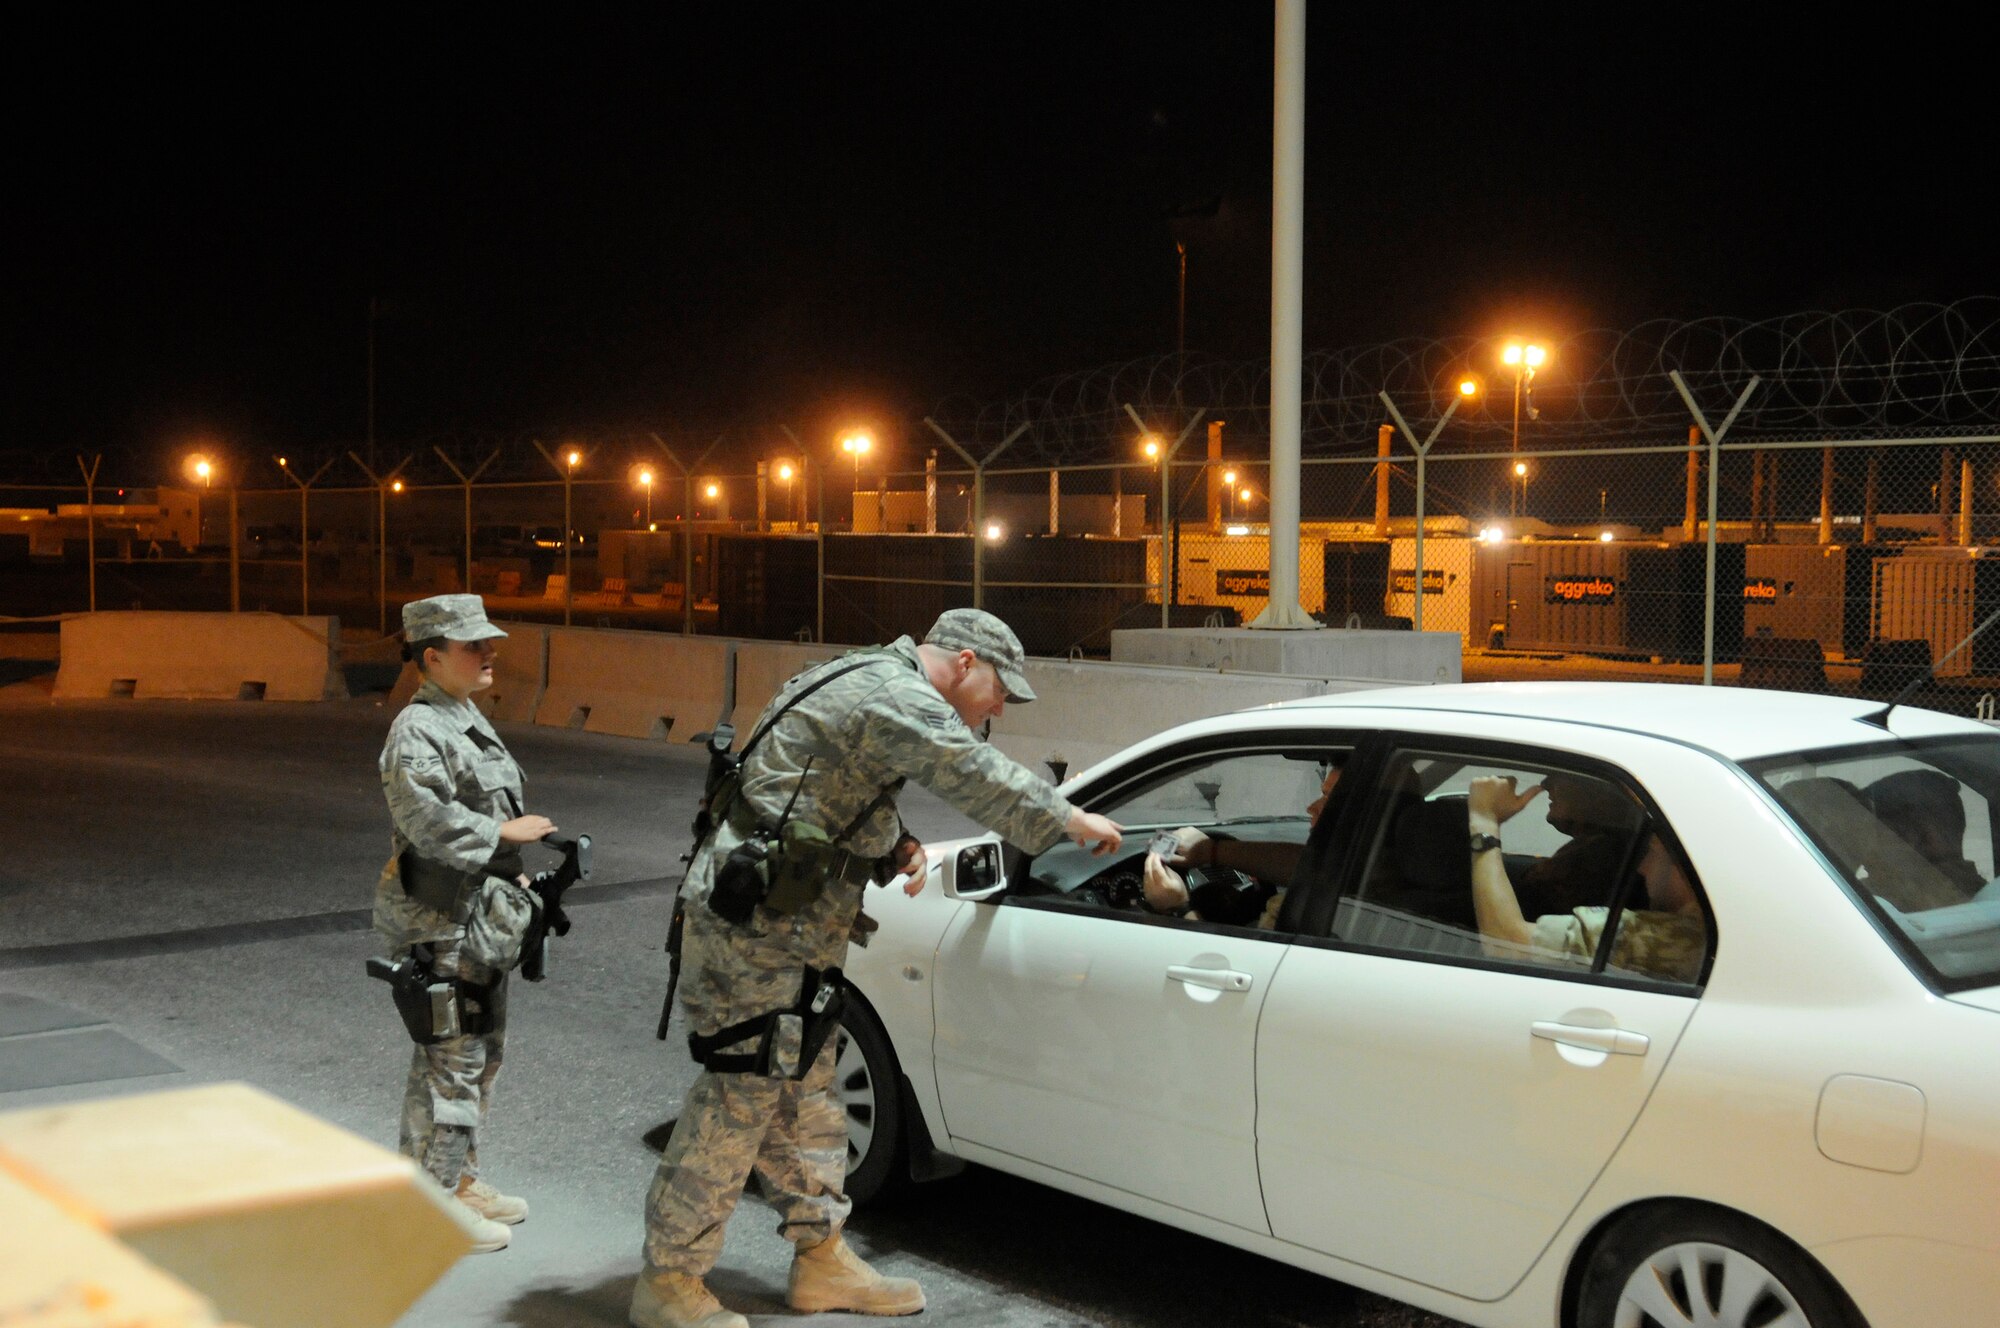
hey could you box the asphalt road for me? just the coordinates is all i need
[0,691,1463,1328]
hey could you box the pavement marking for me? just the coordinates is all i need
[0,1025,181,1094]
[0,877,675,971]
[0,993,107,1037]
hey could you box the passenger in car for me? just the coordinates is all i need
[1466,776,1705,982]
[1867,769,1984,894]
[1483,772,1649,919]
[1140,758,1344,927]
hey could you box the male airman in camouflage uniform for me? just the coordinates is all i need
[375,594,553,1253]
[632,608,1123,1328]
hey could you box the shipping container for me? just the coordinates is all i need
[1468,540,1633,653]
[1386,537,1472,639]
[1872,550,2000,677]
[1742,544,1902,660]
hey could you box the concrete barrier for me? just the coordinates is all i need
[535,627,731,740]
[386,620,548,724]
[54,612,347,701]
[1110,625,1462,685]
[731,639,844,732]
[991,658,1398,779]
[0,1082,467,1328]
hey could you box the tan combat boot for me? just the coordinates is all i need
[787,1235,926,1316]
[627,1271,748,1328]
[456,1176,529,1225]
[448,1196,512,1254]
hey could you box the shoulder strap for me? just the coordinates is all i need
[737,652,900,765]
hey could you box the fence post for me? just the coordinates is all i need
[1123,405,1206,629]
[348,453,412,635]
[1379,392,1465,636]
[925,418,1026,616]
[277,457,332,615]
[434,447,499,593]
[77,455,100,612]
[1670,372,1761,686]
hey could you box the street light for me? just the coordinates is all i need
[637,467,655,525]
[1501,341,1548,517]
[1514,459,1530,516]
[840,431,873,528]
[775,461,797,525]
[1223,468,1237,520]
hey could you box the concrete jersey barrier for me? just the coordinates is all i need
[534,627,731,740]
[54,611,347,702]
[729,640,845,734]
[386,620,548,724]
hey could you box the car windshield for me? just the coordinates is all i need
[1750,735,2000,990]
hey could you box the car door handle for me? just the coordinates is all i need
[1167,965,1253,993]
[1532,1021,1649,1056]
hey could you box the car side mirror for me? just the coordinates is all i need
[947,841,1006,902]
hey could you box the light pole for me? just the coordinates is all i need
[1501,341,1547,517]
[1514,461,1529,519]
[1223,468,1237,521]
[638,467,655,526]
[840,431,872,530]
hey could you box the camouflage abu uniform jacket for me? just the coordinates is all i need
[374,679,532,960]
[679,636,1073,1000]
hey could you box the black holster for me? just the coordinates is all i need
[686,965,846,1079]
[366,945,502,1045]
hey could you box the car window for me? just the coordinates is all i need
[1019,746,1350,931]
[1750,735,2000,990]
[1339,747,1709,986]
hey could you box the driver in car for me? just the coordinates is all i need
[1138,756,1345,928]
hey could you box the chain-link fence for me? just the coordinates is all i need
[10,302,2000,698]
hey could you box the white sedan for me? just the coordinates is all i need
[831,682,1999,1328]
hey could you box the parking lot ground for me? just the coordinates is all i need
[0,695,1461,1328]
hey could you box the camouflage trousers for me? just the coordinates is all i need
[396,940,508,1189]
[641,1036,848,1275]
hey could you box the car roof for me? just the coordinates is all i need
[1259,682,1993,763]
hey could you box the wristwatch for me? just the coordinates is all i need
[1469,832,1503,854]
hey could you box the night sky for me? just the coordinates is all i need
[10,6,1995,476]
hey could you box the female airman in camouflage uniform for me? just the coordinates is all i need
[375,594,553,1253]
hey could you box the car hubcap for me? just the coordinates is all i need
[834,1028,875,1166]
[1615,1241,1810,1328]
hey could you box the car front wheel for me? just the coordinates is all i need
[833,998,905,1206]
[1577,1205,1861,1328]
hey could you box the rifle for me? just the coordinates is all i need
[521,832,591,983]
[655,896,685,1040]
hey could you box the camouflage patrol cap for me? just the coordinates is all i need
[401,594,508,642]
[925,607,1036,702]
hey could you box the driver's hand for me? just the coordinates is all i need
[1066,809,1124,856]
[1142,853,1190,912]
[894,835,930,897]
[1165,826,1210,867]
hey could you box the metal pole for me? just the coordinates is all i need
[1670,372,1761,686]
[300,482,310,613]
[1863,453,1879,543]
[1818,446,1834,545]
[229,485,241,613]
[973,467,986,608]
[1380,393,1463,637]
[817,463,826,637]
[1373,423,1391,536]
[348,452,409,636]
[1960,456,1975,546]
[77,455,100,613]
[1251,0,1315,630]
[1683,426,1700,542]
[563,469,573,626]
